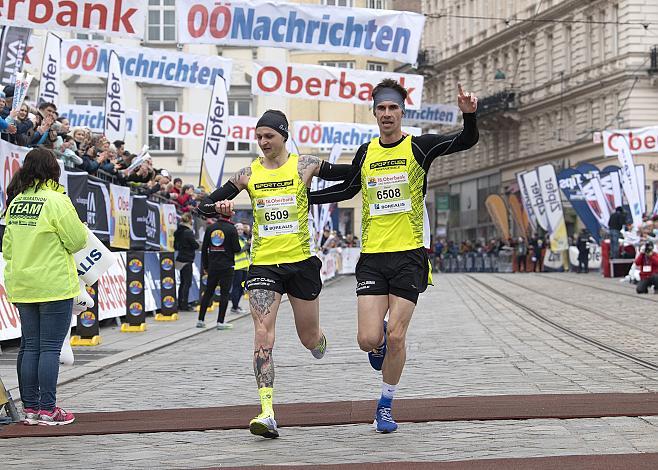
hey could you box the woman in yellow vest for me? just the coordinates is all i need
[229,223,251,314]
[3,148,87,426]
[198,110,350,438]
[310,79,479,433]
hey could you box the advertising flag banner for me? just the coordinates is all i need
[152,112,257,142]
[64,170,88,222]
[130,195,147,248]
[636,164,646,215]
[600,165,623,211]
[178,0,425,63]
[557,168,601,243]
[0,0,148,40]
[201,76,229,189]
[521,170,550,232]
[62,39,233,89]
[537,164,568,251]
[293,120,421,149]
[109,183,130,249]
[37,33,62,107]
[515,171,538,233]
[0,27,31,86]
[160,204,177,251]
[59,104,139,133]
[485,194,510,240]
[580,176,610,231]
[104,51,127,142]
[402,104,460,126]
[253,62,423,109]
[145,201,161,250]
[616,138,643,228]
[507,193,529,236]
[87,180,110,241]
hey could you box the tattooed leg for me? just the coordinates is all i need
[254,346,274,388]
[249,289,278,324]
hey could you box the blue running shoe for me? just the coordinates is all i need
[373,406,398,433]
[368,320,387,371]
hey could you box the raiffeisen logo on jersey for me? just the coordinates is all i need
[254,180,294,190]
[370,159,406,170]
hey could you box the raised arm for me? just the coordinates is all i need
[197,167,251,217]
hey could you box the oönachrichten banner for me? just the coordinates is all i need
[62,40,232,89]
[293,121,421,149]
[59,104,139,133]
[253,62,423,109]
[178,0,425,64]
[0,0,147,40]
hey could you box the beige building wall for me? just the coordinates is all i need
[421,0,658,241]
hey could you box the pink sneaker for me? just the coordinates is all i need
[23,408,39,425]
[38,407,75,426]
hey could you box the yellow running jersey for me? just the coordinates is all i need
[360,136,426,253]
[247,154,315,265]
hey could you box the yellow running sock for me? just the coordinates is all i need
[258,387,274,416]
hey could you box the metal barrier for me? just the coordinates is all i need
[440,253,501,273]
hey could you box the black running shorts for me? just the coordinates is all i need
[245,256,323,300]
[355,247,429,304]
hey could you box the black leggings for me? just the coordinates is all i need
[636,275,658,294]
[198,268,234,323]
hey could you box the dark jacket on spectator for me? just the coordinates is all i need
[608,211,625,231]
[201,218,241,271]
[76,155,100,174]
[174,224,199,263]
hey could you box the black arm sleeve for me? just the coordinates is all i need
[309,145,366,205]
[412,113,479,172]
[197,180,240,216]
[318,161,353,181]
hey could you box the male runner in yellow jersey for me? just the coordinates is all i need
[198,110,350,438]
[310,79,479,433]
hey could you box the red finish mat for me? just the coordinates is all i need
[215,453,658,470]
[1,392,657,438]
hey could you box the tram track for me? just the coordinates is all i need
[465,274,658,372]
[535,272,658,304]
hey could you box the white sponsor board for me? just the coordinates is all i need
[59,104,138,133]
[252,62,423,109]
[293,120,421,149]
[521,170,550,232]
[568,245,602,270]
[178,0,425,64]
[37,33,62,106]
[402,104,459,126]
[152,112,257,142]
[602,126,658,157]
[537,164,568,251]
[516,171,538,232]
[0,0,147,39]
[62,39,232,89]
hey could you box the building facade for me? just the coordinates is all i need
[24,0,421,239]
[420,0,658,243]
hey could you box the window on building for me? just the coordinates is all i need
[366,62,386,72]
[319,61,355,69]
[564,25,572,74]
[76,32,105,41]
[322,0,353,6]
[147,0,176,43]
[227,99,252,153]
[366,0,387,9]
[147,98,177,152]
[598,9,606,62]
[527,39,536,86]
[74,98,105,107]
[545,31,553,80]
[585,16,593,66]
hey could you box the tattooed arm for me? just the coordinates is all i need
[197,166,251,217]
[297,154,352,187]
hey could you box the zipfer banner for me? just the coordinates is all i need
[178,0,425,64]
[0,0,147,39]
[62,39,232,89]
[253,62,424,109]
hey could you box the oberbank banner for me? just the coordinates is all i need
[152,112,257,142]
[293,121,421,149]
[0,0,147,39]
[62,39,233,89]
[178,0,425,64]
[253,62,423,109]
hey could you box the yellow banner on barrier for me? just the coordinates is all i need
[110,184,131,249]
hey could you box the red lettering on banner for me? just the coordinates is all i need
[209,4,231,39]
[187,5,208,38]
[83,3,108,30]
[27,0,54,25]
[156,115,175,135]
[0,283,19,329]
[607,132,658,153]
[256,66,417,106]
[192,123,204,136]
[56,3,77,27]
